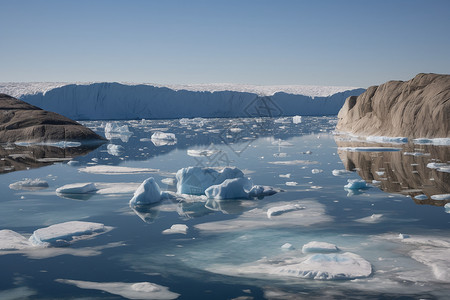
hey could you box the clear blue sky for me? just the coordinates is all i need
[1,0,449,87]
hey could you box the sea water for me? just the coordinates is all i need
[0,117,449,299]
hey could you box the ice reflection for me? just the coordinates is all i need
[336,138,450,206]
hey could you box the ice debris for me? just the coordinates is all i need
[187,149,220,157]
[151,132,177,146]
[301,241,339,253]
[162,224,188,235]
[9,178,49,191]
[28,221,111,247]
[445,203,450,213]
[107,144,124,156]
[332,169,351,176]
[365,136,408,144]
[430,194,450,201]
[279,173,291,178]
[285,181,298,186]
[105,122,131,134]
[129,178,164,205]
[281,243,294,250]
[205,178,252,200]
[414,194,428,200]
[311,168,323,174]
[355,214,383,223]
[0,230,32,250]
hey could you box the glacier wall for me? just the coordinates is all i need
[16,83,364,120]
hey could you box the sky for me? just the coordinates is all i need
[1,0,449,87]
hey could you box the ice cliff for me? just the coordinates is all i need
[0,82,364,120]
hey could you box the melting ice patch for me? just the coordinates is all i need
[355,214,384,224]
[55,279,180,300]
[56,183,97,194]
[129,177,164,205]
[9,178,49,191]
[0,230,33,250]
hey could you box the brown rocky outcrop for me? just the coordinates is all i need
[0,93,106,143]
[336,73,450,138]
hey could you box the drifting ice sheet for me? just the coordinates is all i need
[29,221,111,247]
[56,183,97,194]
[9,178,49,191]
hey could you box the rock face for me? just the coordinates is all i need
[0,93,105,143]
[336,73,450,138]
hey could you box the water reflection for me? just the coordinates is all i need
[336,139,450,206]
[0,143,102,174]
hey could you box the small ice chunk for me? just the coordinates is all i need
[67,160,79,166]
[205,178,252,200]
[445,203,450,213]
[375,171,385,176]
[276,252,372,280]
[176,166,244,195]
[281,243,294,250]
[365,136,408,144]
[414,194,428,200]
[9,178,49,191]
[248,185,278,198]
[285,181,298,186]
[430,194,450,201]
[161,178,176,185]
[56,183,97,194]
[356,214,383,223]
[332,169,350,176]
[427,162,450,173]
[107,144,124,156]
[267,204,304,219]
[311,169,323,174]
[292,115,302,124]
[302,241,339,253]
[29,221,110,247]
[398,233,410,239]
[105,122,131,134]
[279,173,291,178]
[162,224,188,235]
[344,179,369,190]
[0,230,32,250]
[187,149,220,157]
[151,131,177,141]
[129,178,163,205]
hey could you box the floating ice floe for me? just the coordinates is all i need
[279,173,291,178]
[445,203,450,213]
[355,214,383,223]
[9,178,49,191]
[267,204,305,219]
[292,115,302,124]
[28,221,112,247]
[430,194,450,201]
[414,194,428,200]
[0,230,33,250]
[205,178,252,200]
[344,179,369,190]
[187,149,220,157]
[79,165,159,175]
[427,162,450,173]
[55,279,180,300]
[301,241,339,253]
[176,166,244,195]
[365,136,408,144]
[161,178,176,185]
[130,178,165,205]
[268,160,318,165]
[403,152,430,156]
[56,183,97,194]
[338,147,401,152]
[151,132,177,146]
[285,181,298,186]
[106,144,124,156]
[311,168,323,174]
[413,138,450,146]
[162,224,188,235]
[332,169,351,176]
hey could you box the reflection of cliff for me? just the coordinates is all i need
[0,144,101,174]
[336,139,450,206]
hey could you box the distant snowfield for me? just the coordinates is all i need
[0,82,360,98]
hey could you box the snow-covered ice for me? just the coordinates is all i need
[28,221,112,247]
[292,115,302,124]
[267,204,305,219]
[414,194,428,200]
[176,166,244,195]
[55,279,180,300]
[79,165,159,175]
[311,168,323,174]
[129,178,164,205]
[56,183,97,194]
[162,224,188,235]
[9,178,49,191]
[151,132,177,142]
[301,241,339,253]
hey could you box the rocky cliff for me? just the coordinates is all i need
[336,73,450,138]
[0,94,106,143]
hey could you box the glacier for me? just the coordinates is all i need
[0,82,365,120]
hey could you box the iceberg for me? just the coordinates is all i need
[0,229,32,250]
[55,279,180,300]
[56,183,97,194]
[4,82,364,120]
[129,178,164,205]
[344,179,369,190]
[205,177,252,200]
[106,144,124,156]
[332,169,351,176]
[28,221,111,247]
[292,115,302,124]
[311,168,323,174]
[176,166,244,195]
[151,132,177,141]
[9,178,49,191]
[301,241,339,253]
[187,149,220,157]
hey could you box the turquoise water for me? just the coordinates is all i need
[1,117,449,299]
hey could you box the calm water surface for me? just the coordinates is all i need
[1,117,449,299]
